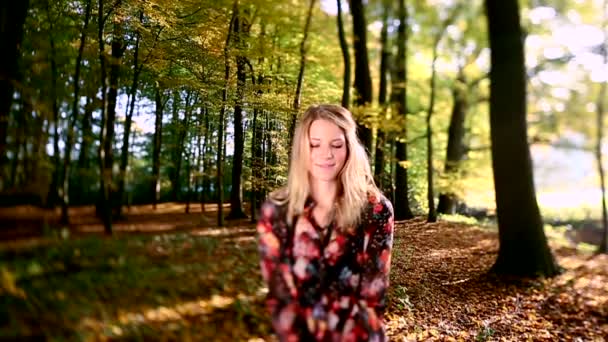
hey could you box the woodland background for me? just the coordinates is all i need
[0,0,607,340]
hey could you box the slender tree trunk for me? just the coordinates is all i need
[116,10,142,218]
[196,109,203,212]
[288,0,316,143]
[336,0,350,108]
[171,91,194,202]
[61,0,92,224]
[596,79,607,253]
[485,0,559,276]
[201,108,210,212]
[46,1,61,208]
[0,0,29,187]
[218,2,238,226]
[104,10,125,214]
[426,38,439,223]
[152,84,165,209]
[437,72,468,214]
[375,0,390,190]
[97,0,112,234]
[169,90,181,201]
[185,140,193,214]
[78,94,94,169]
[597,0,608,253]
[350,0,373,152]
[394,0,414,220]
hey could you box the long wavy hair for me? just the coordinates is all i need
[270,104,380,231]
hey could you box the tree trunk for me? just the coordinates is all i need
[0,0,29,186]
[104,10,125,215]
[201,108,210,212]
[596,78,607,253]
[185,138,193,214]
[228,5,250,220]
[171,90,195,202]
[152,84,165,209]
[350,0,373,152]
[218,1,238,226]
[116,10,142,218]
[393,0,414,220]
[485,0,559,276]
[426,37,439,223]
[78,93,94,169]
[597,0,608,253]
[46,0,61,208]
[61,0,92,224]
[169,90,181,201]
[97,0,112,234]
[437,73,468,214]
[288,0,316,143]
[336,0,350,108]
[374,0,390,190]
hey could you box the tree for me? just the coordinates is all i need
[61,0,92,224]
[596,0,608,254]
[227,4,249,220]
[393,0,414,220]
[336,0,350,108]
[350,0,373,152]
[217,2,238,227]
[0,0,30,188]
[485,0,560,277]
[288,0,316,143]
[374,0,390,191]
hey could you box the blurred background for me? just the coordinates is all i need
[0,0,607,338]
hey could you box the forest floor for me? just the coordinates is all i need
[0,203,606,341]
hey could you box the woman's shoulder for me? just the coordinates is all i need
[365,191,394,218]
[259,188,289,221]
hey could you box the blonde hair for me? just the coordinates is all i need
[270,104,380,231]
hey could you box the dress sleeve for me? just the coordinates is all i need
[352,197,395,339]
[256,201,302,342]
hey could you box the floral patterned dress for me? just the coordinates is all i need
[256,193,394,342]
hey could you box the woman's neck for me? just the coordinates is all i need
[310,178,338,210]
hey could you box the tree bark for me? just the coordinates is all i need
[437,72,468,214]
[393,0,414,220]
[375,0,390,191]
[45,0,61,208]
[104,9,125,214]
[0,0,29,186]
[337,0,350,108]
[426,36,439,223]
[597,0,608,253]
[201,108,210,212]
[97,0,112,234]
[288,0,316,143]
[61,0,92,224]
[78,93,94,169]
[152,84,165,209]
[485,0,559,276]
[218,1,238,226]
[116,10,142,218]
[350,0,373,152]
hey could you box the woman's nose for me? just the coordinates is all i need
[324,146,334,158]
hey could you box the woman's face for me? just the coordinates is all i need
[308,119,347,182]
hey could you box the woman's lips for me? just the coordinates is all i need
[316,164,335,169]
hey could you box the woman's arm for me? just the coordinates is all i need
[346,197,395,340]
[257,201,301,342]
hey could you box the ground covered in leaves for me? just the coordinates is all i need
[0,204,606,341]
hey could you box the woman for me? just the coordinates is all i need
[257,104,394,341]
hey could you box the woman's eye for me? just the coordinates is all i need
[310,144,320,148]
[332,144,344,149]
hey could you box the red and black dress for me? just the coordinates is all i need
[256,193,394,342]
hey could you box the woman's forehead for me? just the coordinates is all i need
[309,119,345,137]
